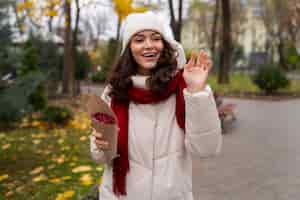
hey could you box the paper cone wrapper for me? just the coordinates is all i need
[86,93,118,163]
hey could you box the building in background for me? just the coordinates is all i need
[181,0,267,68]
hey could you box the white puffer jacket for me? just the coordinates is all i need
[90,75,222,200]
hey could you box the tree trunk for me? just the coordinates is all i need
[116,17,121,41]
[278,35,288,70]
[168,0,183,42]
[62,0,76,97]
[218,0,231,84]
[211,0,220,57]
[13,3,24,35]
[73,0,81,96]
[48,16,53,32]
[177,0,183,42]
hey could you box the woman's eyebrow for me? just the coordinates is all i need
[152,33,162,37]
[133,33,145,38]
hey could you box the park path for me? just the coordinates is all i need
[81,85,300,200]
[192,98,300,200]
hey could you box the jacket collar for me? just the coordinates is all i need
[131,75,150,89]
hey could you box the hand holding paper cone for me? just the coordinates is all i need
[86,93,118,163]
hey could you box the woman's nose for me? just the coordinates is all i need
[144,39,154,48]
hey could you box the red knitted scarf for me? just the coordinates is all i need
[110,70,187,196]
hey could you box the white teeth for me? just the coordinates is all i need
[143,52,157,57]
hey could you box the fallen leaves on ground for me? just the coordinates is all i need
[72,165,92,173]
[55,190,75,200]
[0,174,9,182]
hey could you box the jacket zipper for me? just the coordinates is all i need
[150,109,158,200]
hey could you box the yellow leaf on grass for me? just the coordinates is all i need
[55,190,75,200]
[72,165,92,173]
[53,155,66,164]
[58,138,64,144]
[32,174,47,182]
[48,164,56,169]
[61,146,70,151]
[31,133,47,139]
[96,166,103,172]
[33,139,41,145]
[49,178,62,184]
[31,120,41,127]
[79,136,87,141]
[30,166,44,175]
[71,156,78,161]
[16,186,25,193]
[79,174,93,186]
[42,150,51,155]
[0,174,9,182]
[2,144,11,150]
[62,176,72,181]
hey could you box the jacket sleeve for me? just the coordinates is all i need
[90,85,111,164]
[183,84,222,158]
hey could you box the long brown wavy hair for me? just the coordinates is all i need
[107,39,178,102]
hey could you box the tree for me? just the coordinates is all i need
[188,0,214,50]
[0,1,13,76]
[112,0,148,41]
[218,0,232,84]
[260,0,299,70]
[286,0,300,46]
[188,0,245,64]
[82,11,109,49]
[62,0,76,96]
[211,0,220,57]
[16,0,85,97]
[168,0,183,42]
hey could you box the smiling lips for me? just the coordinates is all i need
[141,52,159,61]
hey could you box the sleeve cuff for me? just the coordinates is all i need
[183,84,212,97]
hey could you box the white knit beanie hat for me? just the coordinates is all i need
[120,11,186,69]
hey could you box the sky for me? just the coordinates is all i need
[9,0,218,42]
[8,0,192,41]
[76,0,191,40]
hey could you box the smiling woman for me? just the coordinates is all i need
[89,11,222,200]
[130,31,164,75]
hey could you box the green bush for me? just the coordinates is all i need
[41,106,73,126]
[0,71,46,129]
[252,65,290,94]
[91,69,107,83]
[17,38,49,111]
[286,44,300,70]
[76,50,93,80]
[0,1,13,76]
[28,83,48,111]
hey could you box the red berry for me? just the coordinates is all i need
[91,112,116,124]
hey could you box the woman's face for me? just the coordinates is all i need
[130,30,164,75]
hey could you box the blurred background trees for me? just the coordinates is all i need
[1,0,300,128]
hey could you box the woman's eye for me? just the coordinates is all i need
[134,38,144,42]
[153,37,162,41]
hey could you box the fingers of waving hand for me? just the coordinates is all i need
[185,51,196,71]
[185,50,213,72]
[199,50,213,71]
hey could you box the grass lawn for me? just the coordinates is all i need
[0,112,101,200]
[208,72,300,96]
